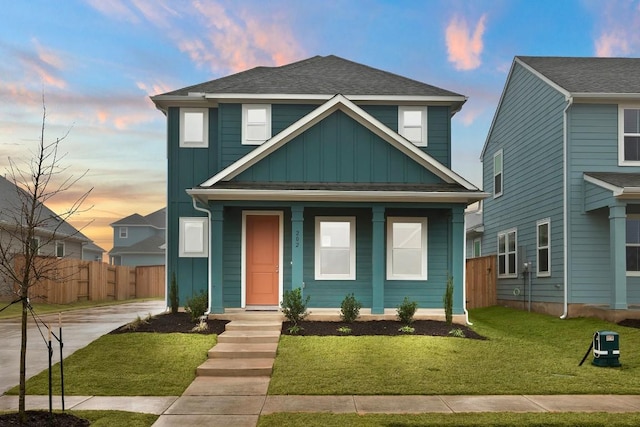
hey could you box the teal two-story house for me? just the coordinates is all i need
[152,55,486,317]
[481,56,640,320]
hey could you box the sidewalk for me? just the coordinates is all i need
[2,393,640,417]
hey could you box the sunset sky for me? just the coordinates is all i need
[1,0,639,254]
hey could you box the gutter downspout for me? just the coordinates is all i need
[560,96,573,319]
[192,197,213,315]
[463,212,473,325]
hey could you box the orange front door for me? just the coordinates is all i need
[246,215,280,306]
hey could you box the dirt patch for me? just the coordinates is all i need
[618,319,640,329]
[0,411,89,426]
[282,320,485,339]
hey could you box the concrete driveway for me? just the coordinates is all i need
[0,300,166,395]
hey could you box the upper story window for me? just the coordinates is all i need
[472,237,482,258]
[180,108,209,148]
[119,227,128,239]
[242,104,271,145]
[620,106,640,164]
[56,241,65,258]
[398,106,428,146]
[387,217,428,280]
[493,149,503,198]
[498,228,517,278]
[315,217,356,280]
[537,219,550,277]
[30,237,41,255]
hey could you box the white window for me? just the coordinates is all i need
[537,219,550,277]
[119,227,128,239]
[56,241,65,258]
[180,108,208,148]
[30,237,40,255]
[398,106,428,146]
[498,229,517,278]
[315,217,356,280]
[242,104,271,145]
[179,217,209,258]
[626,215,640,274]
[473,237,482,258]
[620,106,640,164]
[387,217,428,280]
[493,150,503,198]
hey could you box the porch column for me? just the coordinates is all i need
[371,206,385,314]
[451,207,465,314]
[609,204,627,310]
[210,204,224,314]
[291,206,304,294]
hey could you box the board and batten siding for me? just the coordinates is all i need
[234,110,444,184]
[482,62,566,303]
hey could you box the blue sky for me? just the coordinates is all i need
[1,0,639,251]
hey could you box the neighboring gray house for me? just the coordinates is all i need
[465,201,483,258]
[480,56,640,320]
[109,208,166,266]
[0,175,104,297]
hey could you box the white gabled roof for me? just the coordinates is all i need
[200,94,479,191]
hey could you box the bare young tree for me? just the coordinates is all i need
[0,99,92,421]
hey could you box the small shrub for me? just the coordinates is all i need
[281,287,310,325]
[448,328,465,338]
[185,290,208,322]
[396,297,418,325]
[191,317,209,332]
[123,313,150,331]
[443,274,454,325]
[340,293,362,323]
[287,324,303,335]
[398,325,415,334]
[337,326,352,334]
[169,272,179,314]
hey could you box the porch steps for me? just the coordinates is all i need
[196,318,282,378]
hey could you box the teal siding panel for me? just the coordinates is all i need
[222,207,242,307]
[426,106,451,166]
[362,105,397,129]
[272,104,316,134]
[220,104,246,168]
[234,110,443,185]
[481,63,566,304]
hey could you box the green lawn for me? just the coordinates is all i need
[8,333,216,396]
[269,306,640,395]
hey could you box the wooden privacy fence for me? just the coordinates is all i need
[465,255,497,309]
[16,257,165,304]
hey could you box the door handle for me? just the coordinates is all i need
[275,266,279,273]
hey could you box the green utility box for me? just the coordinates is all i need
[592,330,621,367]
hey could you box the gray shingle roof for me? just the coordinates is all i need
[585,172,640,188]
[111,208,165,229]
[518,56,640,94]
[0,175,89,242]
[160,55,463,98]
[108,234,165,255]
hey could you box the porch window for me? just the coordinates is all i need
[498,229,517,278]
[56,241,65,258]
[315,217,355,280]
[626,215,640,273]
[179,217,209,258]
[537,219,550,277]
[473,237,482,258]
[493,150,503,198]
[620,107,640,164]
[387,217,428,280]
[398,106,428,146]
[30,237,40,255]
[242,104,271,145]
[180,108,208,148]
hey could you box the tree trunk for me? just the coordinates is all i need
[18,291,28,422]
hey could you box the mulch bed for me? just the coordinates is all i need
[283,320,486,339]
[109,312,228,335]
[618,318,640,328]
[0,411,89,426]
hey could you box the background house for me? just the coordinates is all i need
[109,207,166,266]
[0,175,104,298]
[152,55,486,315]
[480,56,640,320]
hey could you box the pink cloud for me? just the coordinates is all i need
[445,14,487,71]
[83,0,140,23]
[595,32,630,57]
[592,1,640,57]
